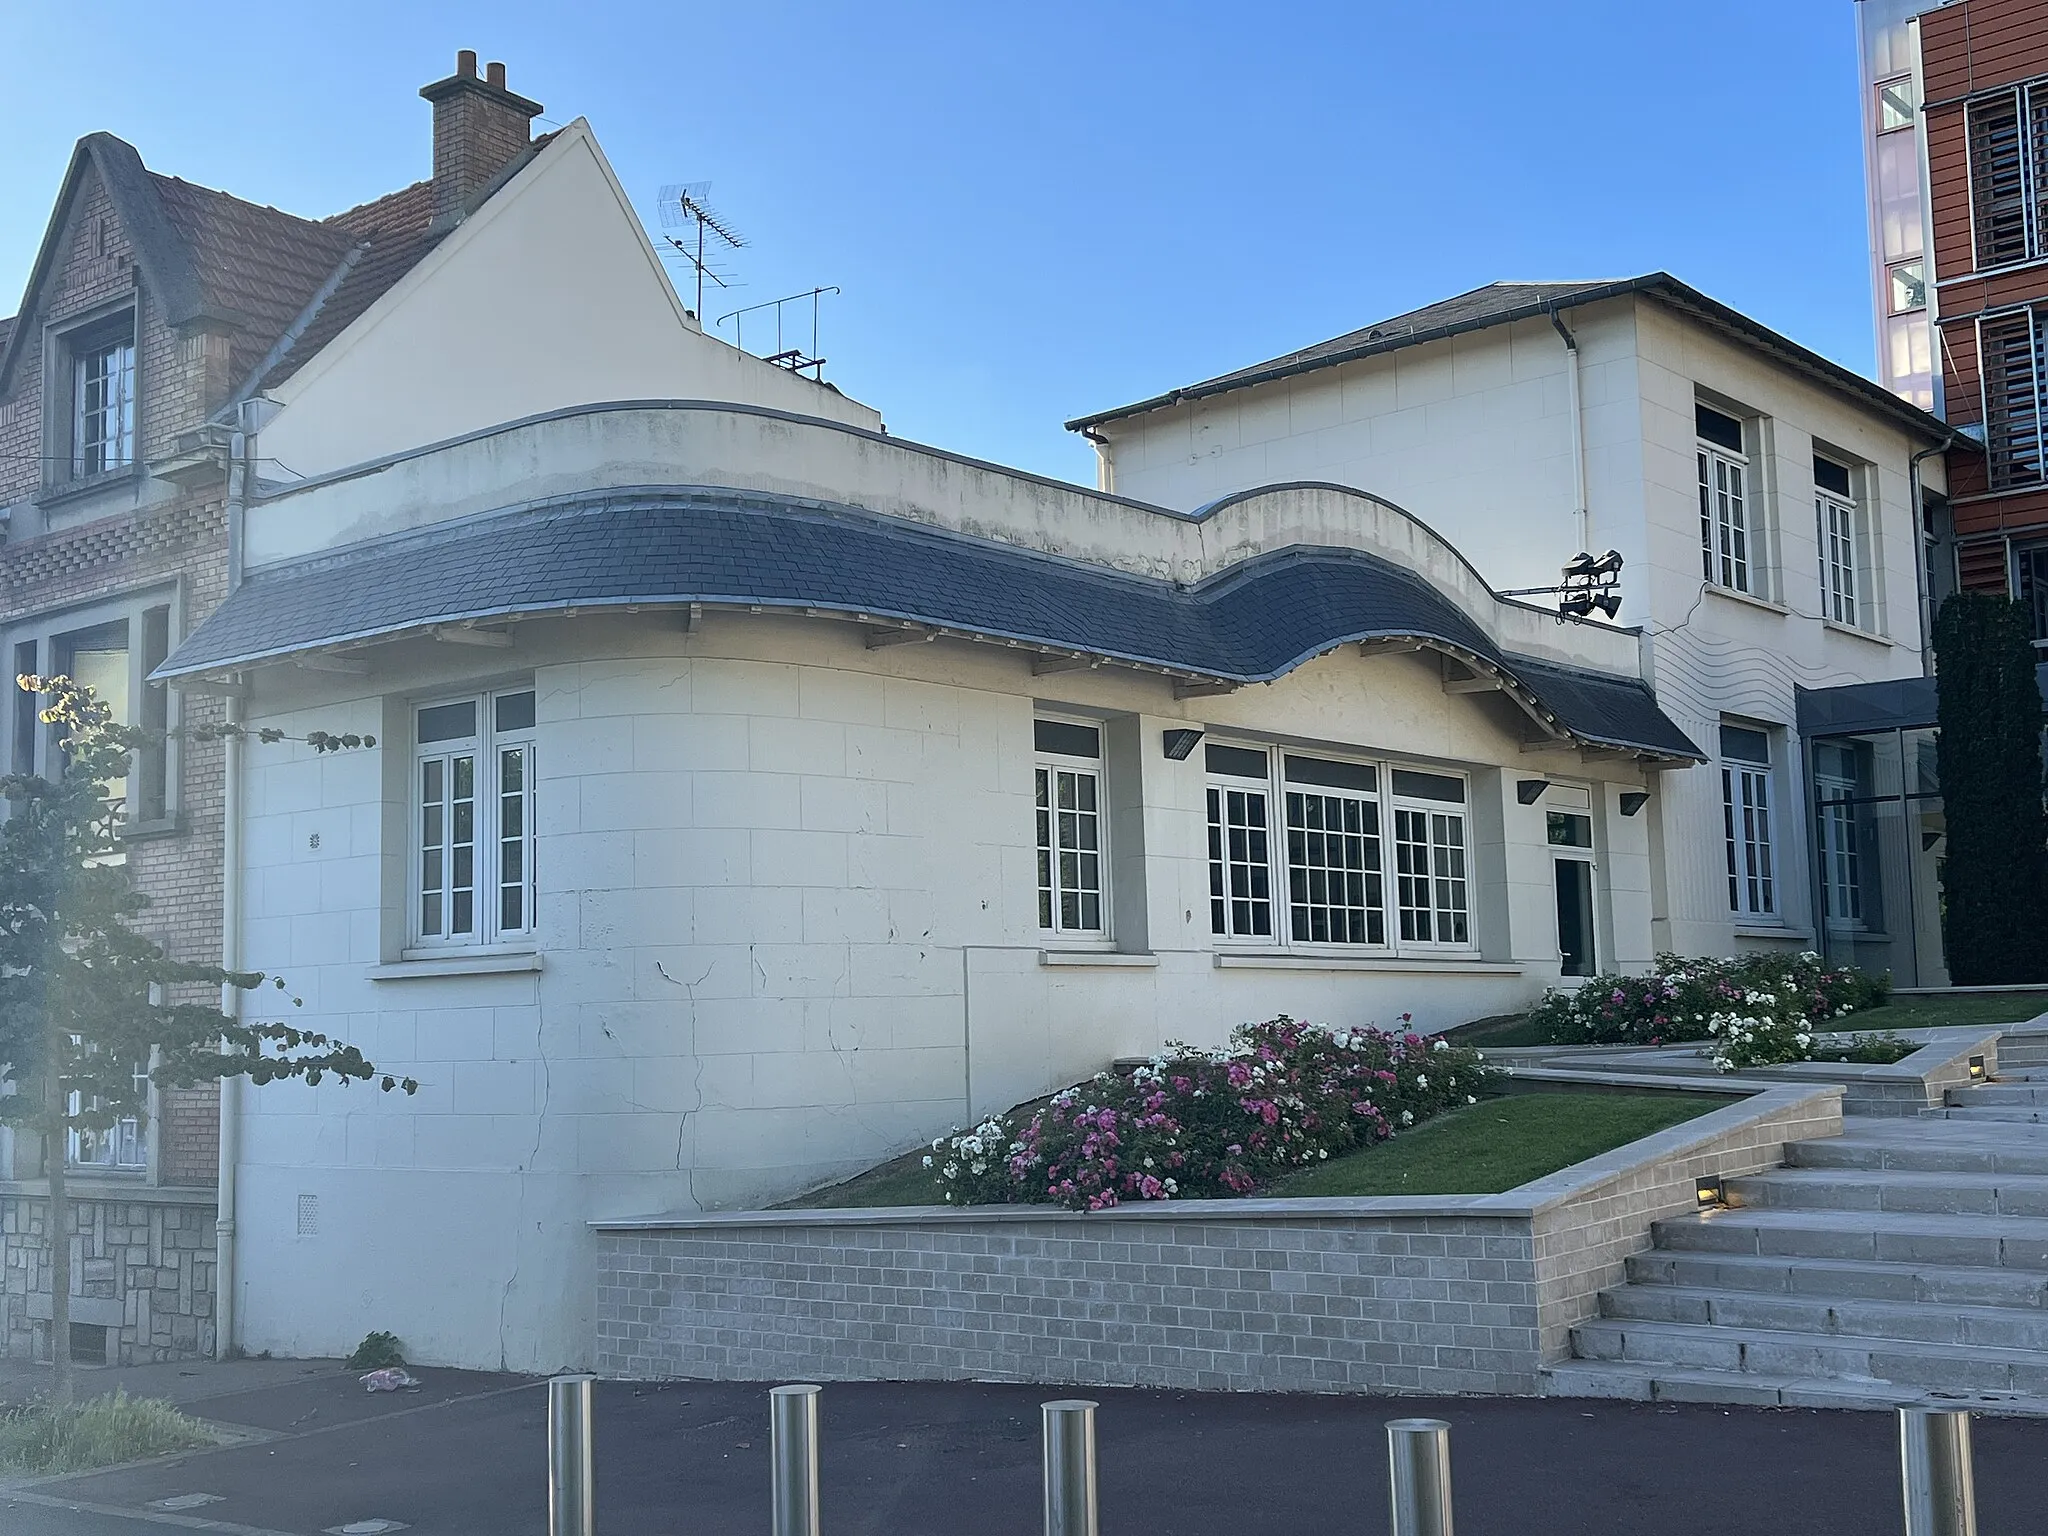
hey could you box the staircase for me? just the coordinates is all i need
[1544,1032,2048,1413]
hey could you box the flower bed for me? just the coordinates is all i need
[1525,952,1889,1049]
[926,1016,1492,1210]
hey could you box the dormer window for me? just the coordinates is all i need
[71,322,135,477]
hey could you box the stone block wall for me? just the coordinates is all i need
[592,1086,1842,1396]
[0,1191,217,1364]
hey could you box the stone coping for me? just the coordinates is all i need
[590,1083,1837,1234]
[0,1181,218,1207]
[1515,1025,2004,1088]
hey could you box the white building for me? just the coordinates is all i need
[1068,278,1952,967]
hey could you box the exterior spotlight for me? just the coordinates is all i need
[1696,1175,1726,1209]
[1618,791,1650,817]
[1969,1055,1987,1081]
[1517,778,1550,805]
[1162,728,1204,761]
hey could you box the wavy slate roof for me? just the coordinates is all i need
[157,489,1702,762]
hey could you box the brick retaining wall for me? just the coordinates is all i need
[593,1085,1842,1396]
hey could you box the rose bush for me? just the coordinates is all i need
[925,1015,1492,1210]
[1525,952,1888,1048]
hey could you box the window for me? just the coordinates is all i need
[69,327,135,478]
[1981,307,2048,489]
[1207,744,1273,938]
[1034,719,1105,936]
[414,688,535,948]
[1814,742,1865,929]
[1283,755,1382,945]
[1207,745,1470,951]
[1966,83,2048,271]
[1814,456,1859,627]
[1888,260,1926,316]
[1721,723,1777,919]
[2017,543,2048,643]
[7,599,177,826]
[1878,75,1918,133]
[1696,403,1752,592]
[67,1056,148,1172]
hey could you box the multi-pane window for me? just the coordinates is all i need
[1207,744,1273,938]
[71,330,135,478]
[415,688,536,947]
[1814,456,1859,628]
[1283,755,1382,945]
[1814,742,1864,929]
[1981,307,2048,489]
[1696,403,1751,593]
[2017,543,2048,643]
[1721,723,1776,919]
[1877,75,1918,134]
[1390,770,1470,946]
[1966,82,2048,271]
[1206,746,1469,951]
[8,602,177,826]
[1034,719,1104,936]
[67,1057,148,1172]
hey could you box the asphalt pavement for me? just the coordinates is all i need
[4,1365,2048,1534]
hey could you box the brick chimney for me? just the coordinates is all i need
[419,50,543,222]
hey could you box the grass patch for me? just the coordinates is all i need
[780,1153,945,1210]
[0,1390,215,1476]
[1441,1013,1564,1048]
[1839,992,2047,1032]
[1261,1091,1721,1198]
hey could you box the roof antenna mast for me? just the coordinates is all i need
[656,182,746,320]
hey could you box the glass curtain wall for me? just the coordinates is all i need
[1809,726,1947,986]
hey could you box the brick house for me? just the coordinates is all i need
[0,52,557,1366]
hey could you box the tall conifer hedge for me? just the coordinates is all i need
[1933,592,2048,983]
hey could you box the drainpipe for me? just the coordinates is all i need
[1908,436,1954,676]
[1080,426,1114,495]
[1549,305,1590,554]
[214,419,252,1360]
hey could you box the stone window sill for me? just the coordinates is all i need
[1213,952,1520,975]
[1704,585,1791,618]
[1039,950,1160,968]
[118,815,185,843]
[1822,620,1892,647]
[370,950,543,981]
[1732,923,1814,942]
[34,466,142,509]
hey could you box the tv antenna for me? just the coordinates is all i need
[716,287,841,381]
[657,182,747,319]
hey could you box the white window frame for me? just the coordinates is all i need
[1698,439,1753,594]
[1205,743,1474,955]
[72,333,135,478]
[1034,718,1108,940]
[1815,460,1861,629]
[1721,724,1778,920]
[411,687,537,952]
[1814,747,1864,932]
[66,1053,149,1173]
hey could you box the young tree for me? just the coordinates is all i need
[1933,592,2048,984]
[0,676,414,1403]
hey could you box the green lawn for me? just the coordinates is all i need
[783,1090,1723,1208]
[1261,1091,1721,1198]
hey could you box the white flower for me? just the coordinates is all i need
[1143,1156,1155,1168]
[1164,1179,1178,1194]
[1318,1148,1329,1159]
[1433,1038,1450,1052]
[1417,1074,1429,1088]
[943,1162,960,1179]
[1466,1095,1478,1105]
[1400,1110,1415,1126]
[922,1154,934,1168]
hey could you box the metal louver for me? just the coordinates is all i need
[1981,308,2046,489]
[1971,87,2033,268]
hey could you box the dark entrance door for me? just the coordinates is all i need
[1555,858,1595,977]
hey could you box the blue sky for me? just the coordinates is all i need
[0,2,1874,485]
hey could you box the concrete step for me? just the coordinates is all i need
[1623,1248,2048,1308]
[1996,1032,2048,1068]
[1997,1068,2048,1082]
[1947,1083,2048,1107]
[1540,1358,2048,1416]
[1568,1316,2048,1395]
[1598,1283,2048,1350]
[1726,1168,2048,1217]
[1790,1134,2048,1175]
[1922,1105,2048,1124]
[1651,1207,2048,1269]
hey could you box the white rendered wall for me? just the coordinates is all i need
[257,122,880,480]
[1096,295,1934,958]
[227,610,1654,1372]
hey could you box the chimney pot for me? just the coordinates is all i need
[487,61,506,88]
[457,49,478,77]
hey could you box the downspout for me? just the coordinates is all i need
[1909,435,1954,676]
[1080,426,1114,495]
[1550,305,1590,554]
[214,418,251,1360]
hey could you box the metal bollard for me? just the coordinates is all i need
[1900,1406,1977,1536]
[770,1384,823,1536]
[1041,1399,1099,1536]
[1386,1417,1454,1536]
[547,1374,597,1536]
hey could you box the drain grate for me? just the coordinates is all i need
[149,1494,224,1511]
[324,1522,410,1535]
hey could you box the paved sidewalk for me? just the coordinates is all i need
[3,1364,2046,1534]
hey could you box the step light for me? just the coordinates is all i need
[1695,1174,1725,1209]
[1968,1055,1987,1081]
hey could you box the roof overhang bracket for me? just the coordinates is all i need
[864,625,937,649]
[1440,655,1508,695]
[1173,679,1239,699]
[430,624,514,648]
[1031,653,1100,676]
[295,653,370,677]
[168,674,247,699]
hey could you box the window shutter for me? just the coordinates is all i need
[1971,88,2031,268]
[1982,310,2045,489]
[2031,83,2048,258]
